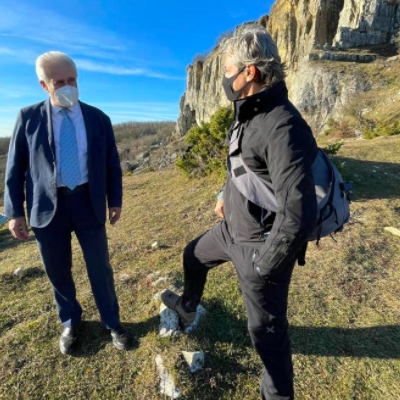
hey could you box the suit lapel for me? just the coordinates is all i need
[42,99,56,156]
[79,101,93,167]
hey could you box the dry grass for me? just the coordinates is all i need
[1,136,400,399]
[321,58,400,140]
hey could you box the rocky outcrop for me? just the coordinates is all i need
[290,61,372,130]
[174,52,229,137]
[174,0,399,136]
[333,0,400,49]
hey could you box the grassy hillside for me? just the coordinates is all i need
[1,135,400,399]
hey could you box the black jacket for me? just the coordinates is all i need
[222,81,318,278]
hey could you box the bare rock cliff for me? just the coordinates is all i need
[174,0,399,136]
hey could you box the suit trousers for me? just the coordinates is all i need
[32,185,120,329]
[182,221,296,400]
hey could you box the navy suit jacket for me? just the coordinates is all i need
[4,100,122,228]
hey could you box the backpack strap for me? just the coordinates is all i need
[315,150,337,245]
[228,123,278,212]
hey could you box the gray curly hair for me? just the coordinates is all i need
[223,24,285,88]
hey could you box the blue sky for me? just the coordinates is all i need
[0,0,274,137]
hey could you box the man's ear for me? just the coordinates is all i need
[245,65,258,82]
[40,80,49,93]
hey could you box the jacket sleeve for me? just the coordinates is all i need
[4,110,28,219]
[104,115,122,208]
[253,116,317,279]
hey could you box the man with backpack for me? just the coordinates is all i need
[162,25,329,399]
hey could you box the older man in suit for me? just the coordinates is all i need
[4,51,128,354]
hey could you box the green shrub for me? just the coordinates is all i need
[176,107,234,178]
[362,121,400,140]
[322,140,344,156]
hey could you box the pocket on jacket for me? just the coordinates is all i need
[253,237,290,282]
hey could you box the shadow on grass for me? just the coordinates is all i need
[0,227,36,252]
[192,297,400,362]
[291,325,400,359]
[180,298,400,398]
[0,266,45,291]
[70,316,159,358]
[174,298,258,400]
[336,157,400,200]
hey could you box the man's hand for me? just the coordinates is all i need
[214,199,224,219]
[108,207,122,225]
[9,217,29,240]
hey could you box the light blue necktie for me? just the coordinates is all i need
[59,108,81,190]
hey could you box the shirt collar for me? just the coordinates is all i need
[51,100,81,117]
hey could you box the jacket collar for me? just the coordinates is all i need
[40,99,93,160]
[233,81,288,122]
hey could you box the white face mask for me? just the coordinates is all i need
[54,85,79,108]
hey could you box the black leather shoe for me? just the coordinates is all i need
[59,326,78,355]
[110,324,129,350]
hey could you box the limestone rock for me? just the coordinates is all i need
[184,304,207,334]
[159,303,180,337]
[155,355,182,399]
[384,227,400,237]
[13,267,25,277]
[174,0,400,136]
[182,351,205,373]
[333,0,400,49]
[119,273,131,282]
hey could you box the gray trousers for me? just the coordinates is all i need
[182,221,296,400]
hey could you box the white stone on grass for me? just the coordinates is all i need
[153,291,162,301]
[152,277,170,287]
[155,355,182,399]
[184,305,207,334]
[159,300,207,336]
[182,351,205,373]
[159,303,180,337]
[152,241,159,249]
[119,273,130,282]
[13,267,25,277]
[147,271,161,280]
[384,227,400,237]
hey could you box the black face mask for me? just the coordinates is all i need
[222,67,249,101]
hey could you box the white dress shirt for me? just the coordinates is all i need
[51,101,89,187]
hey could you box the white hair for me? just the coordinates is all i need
[223,24,285,87]
[35,51,77,82]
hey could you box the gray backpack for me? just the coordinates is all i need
[228,123,353,248]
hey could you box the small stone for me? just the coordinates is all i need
[384,227,400,237]
[155,355,182,398]
[152,241,159,249]
[152,277,170,287]
[182,351,205,373]
[184,305,207,334]
[159,303,180,337]
[13,267,25,277]
[119,274,130,282]
[153,291,163,301]
[147,271,161,279]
